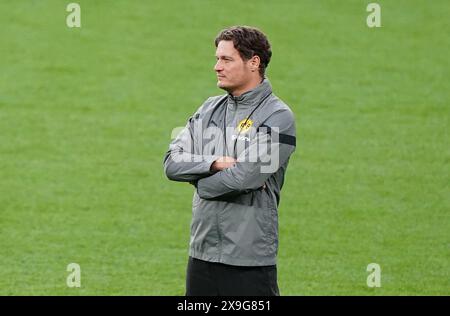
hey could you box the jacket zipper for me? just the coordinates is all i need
[217,99,238,261]
[217,97,238,261]
[216,210,222,261]
[232,98,238,157]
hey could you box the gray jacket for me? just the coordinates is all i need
[163,78,296,266]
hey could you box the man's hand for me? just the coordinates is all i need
[210,156,237,172]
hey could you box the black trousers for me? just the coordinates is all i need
[185,257,280,296]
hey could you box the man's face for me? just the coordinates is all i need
[214,40,254,94]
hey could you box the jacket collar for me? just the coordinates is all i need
[227,77,272,110]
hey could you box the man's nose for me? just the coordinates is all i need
[214,60,223,72]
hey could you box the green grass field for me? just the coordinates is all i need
[0,0,448,295]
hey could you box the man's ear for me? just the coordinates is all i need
[250,55,261,72]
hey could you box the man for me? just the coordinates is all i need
[163,26,296,296]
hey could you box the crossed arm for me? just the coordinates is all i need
[163,109,296,199]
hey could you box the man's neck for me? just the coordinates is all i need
[231,76,264,97]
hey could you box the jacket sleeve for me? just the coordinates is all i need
[163,101,219,182]
[196,109,296,199]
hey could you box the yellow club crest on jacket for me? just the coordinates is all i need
[237,119,253,133]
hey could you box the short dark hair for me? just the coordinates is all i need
[214,26,272,77]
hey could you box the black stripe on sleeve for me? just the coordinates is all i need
[258,124,296,147]
[278,133,296,146]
